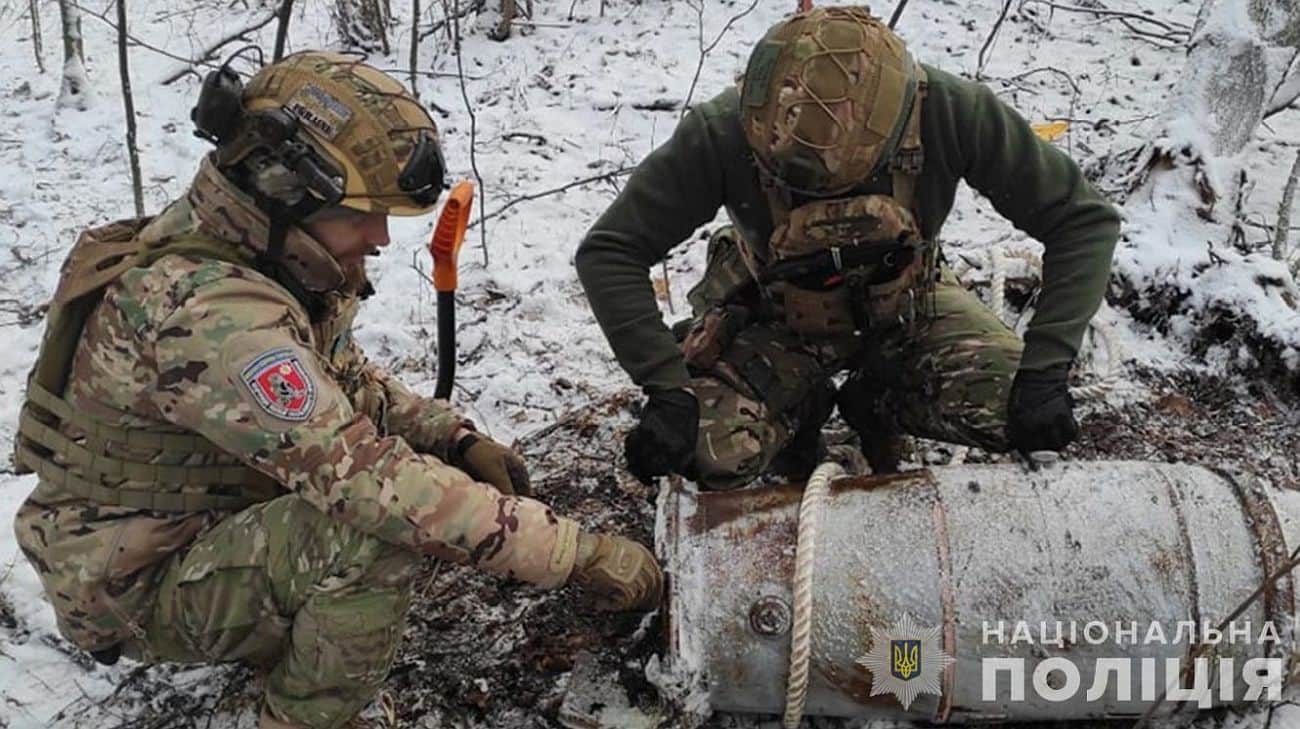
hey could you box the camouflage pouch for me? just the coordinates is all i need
[687,226,758,317]
[766,194,934,337]
[681,305,750,372]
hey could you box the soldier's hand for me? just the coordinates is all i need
[451,431,533,496]
[624,388,698,483]
[569,532,663,612]
[1006,363,1078,454]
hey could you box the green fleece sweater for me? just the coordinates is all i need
[575,65,1121,393]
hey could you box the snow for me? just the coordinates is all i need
[1,0,1298,726]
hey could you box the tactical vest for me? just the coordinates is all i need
[749,64,935,339]
[14,219,285,512]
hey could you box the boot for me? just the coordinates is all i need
[260,706,386,729]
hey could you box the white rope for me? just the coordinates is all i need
[987,245,1122,403]
[783,461,845,729]
[989,245,1008,326]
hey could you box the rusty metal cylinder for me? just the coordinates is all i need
[658,461,1300,722]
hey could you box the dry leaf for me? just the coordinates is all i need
[652,276,670,302]
[1032,121,1070,142]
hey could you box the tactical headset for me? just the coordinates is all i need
[190,47,445,216]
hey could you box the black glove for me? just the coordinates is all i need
[1006,363,1078,454]
[624,388,699,483]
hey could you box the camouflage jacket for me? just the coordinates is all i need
[15,161,579,651]
[576,65,1122,392]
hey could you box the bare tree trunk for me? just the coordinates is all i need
[377,0,391,55]
[273,0,296,61]
[116,0,144,217]
[1131,0,1300,211]
[56,0,91,109]
[409,0,420,99]
[1116,0,1300,381]
[334,0,389,52]
[491,0,516,40]
[29,0,45,73]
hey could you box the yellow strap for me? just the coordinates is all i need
[15,444,261,513]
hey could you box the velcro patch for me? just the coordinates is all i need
[742,41,782,108]
[285,83,354,141]
[241,348,317,421]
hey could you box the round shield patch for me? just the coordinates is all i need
[240,348,318,421]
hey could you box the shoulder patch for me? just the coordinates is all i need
[241,348,318,421]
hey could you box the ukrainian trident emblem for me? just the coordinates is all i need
[891,639,921,680]
[857,614,954,709]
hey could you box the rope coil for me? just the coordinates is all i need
[783,461,845,728]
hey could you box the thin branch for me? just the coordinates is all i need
[417,0,482,41]
[452,0,488,266]
[272,0,294,61]
[116,0,144,217]
[887,0,911,29]
[73,2,221,72]
[469,166,636,229]
[29,0,45,73]
[1021,0,1190,35]
[977,0,1014,80]
[160,7,280,84]
[409,0,420,98]
[680,0,760,115]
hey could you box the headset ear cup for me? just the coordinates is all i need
[192,67,245,144]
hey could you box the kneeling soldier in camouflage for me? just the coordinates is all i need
[577,7,1122,489]
[13,51,660,728]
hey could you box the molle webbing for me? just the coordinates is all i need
[16,219,278,512]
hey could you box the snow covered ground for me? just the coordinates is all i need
[1,0,1298,727]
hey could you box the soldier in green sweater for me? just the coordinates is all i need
[576,6,1121,489]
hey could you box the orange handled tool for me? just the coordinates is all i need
[430,181,474,292]
[429,181,475,398]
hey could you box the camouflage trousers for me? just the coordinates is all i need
[124,495,420,728]
[686,227,1023,490]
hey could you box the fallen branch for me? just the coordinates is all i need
[1021,0,1190,35]
[468,166,636,228]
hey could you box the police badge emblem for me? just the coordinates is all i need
[891,639,921,680]
[857,614,954,710]
[241,348,317,421]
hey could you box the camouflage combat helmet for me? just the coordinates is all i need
[217,51,445,216]
[739,6,920,197]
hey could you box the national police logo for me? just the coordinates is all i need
[241,348,317,421]
[857,614,954,710]
[891,639,921,680]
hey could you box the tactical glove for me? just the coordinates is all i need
[1006,363,1078,454]
[569,532,664,612]
[624,388,699,483]
[451,432,533,496]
